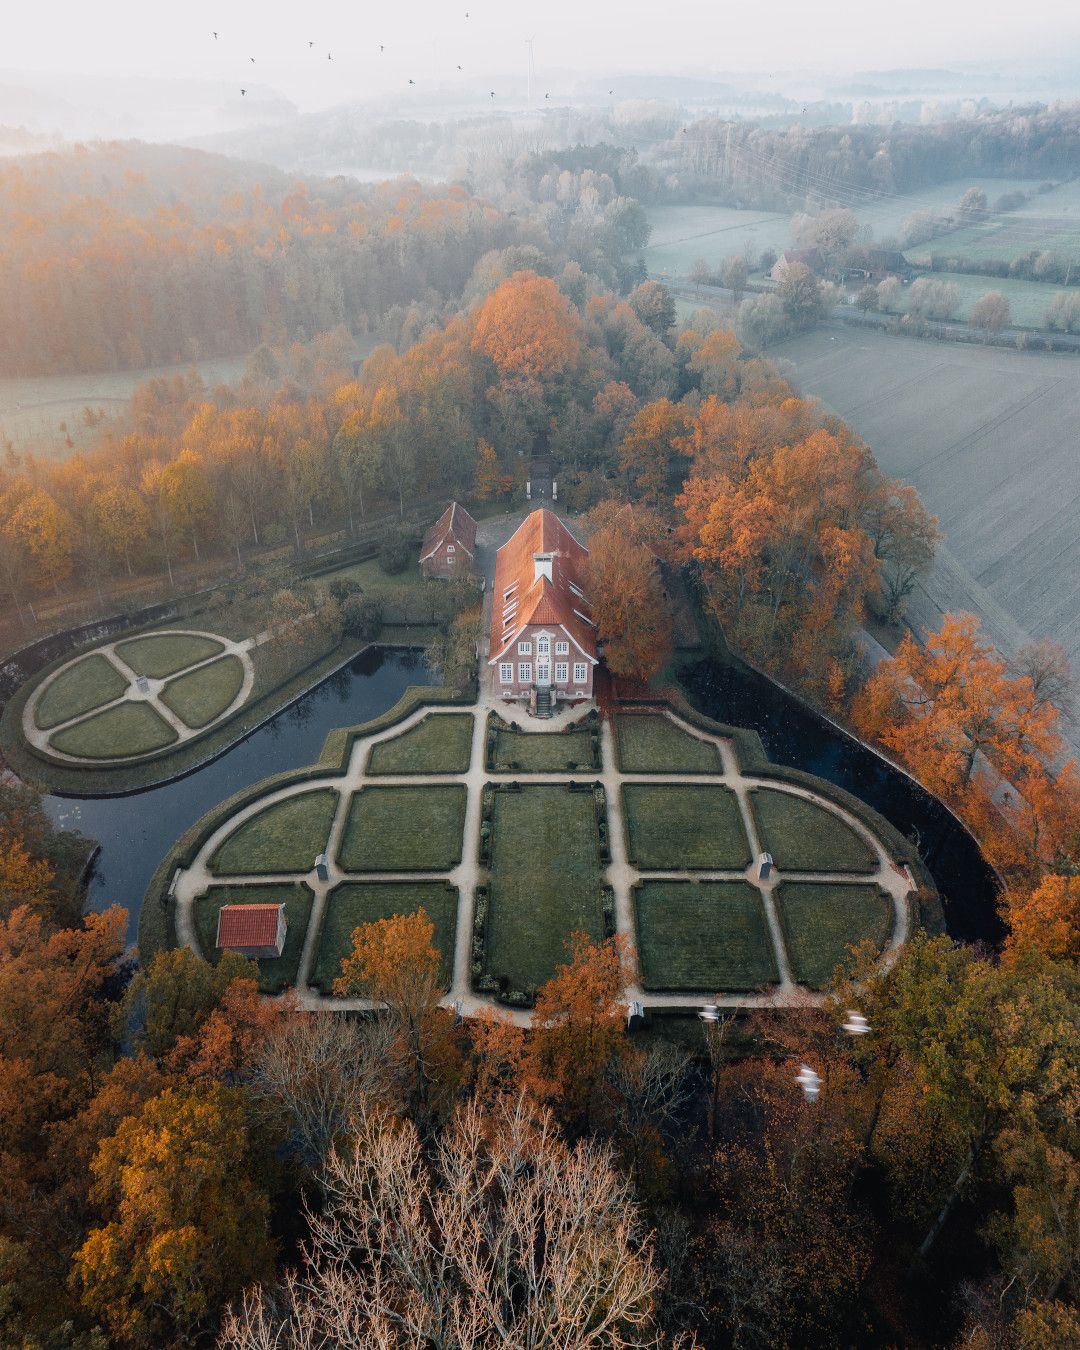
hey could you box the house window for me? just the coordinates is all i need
[503,583,517,599]
[447,544,455,554]
[519,662,532,683]
[518,641,531,655]
[499,663,513,684]
[555,641,569,655]
[568,580,585,599]
[555,662,568,683]
[573,662,588,684]
[537,636,550,656]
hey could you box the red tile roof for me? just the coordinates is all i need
[216,903,283,950]
[420,502,477,560]
[489,509,597,663]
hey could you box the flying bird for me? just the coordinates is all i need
[379,44,385,52]
[408,78,416,84]
[489,90,495,99]
[796,1064,821,1102]
[240,88,247,96]
[212,31,218,39]
[843,1010,871,1036]
[327,52,332,60]
[250,56,256,63]
[309,41,315,48]
[608,89,614,95]
[457,64,463,70]
[544,92,550,99]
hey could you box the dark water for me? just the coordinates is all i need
[46,647,435,942]
[679,659,1004,946]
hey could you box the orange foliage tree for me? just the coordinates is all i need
[584,512,674,682]
[471,271,583,383]
[1003,874,1080,963]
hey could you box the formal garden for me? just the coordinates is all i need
[151,696,922,1017]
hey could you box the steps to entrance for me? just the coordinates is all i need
[534,687,552,718]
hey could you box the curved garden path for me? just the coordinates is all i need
[24,628,258,764]
[169,667,913,1025]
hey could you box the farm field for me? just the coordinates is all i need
[0,355,246,461]
[885,271,1070,327]
[778,326,1080,752]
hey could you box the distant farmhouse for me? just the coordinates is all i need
[770,247,823,281]
[216,903,287,960]
[771,244,910,285]
[488,508,598,714]
[419,502,478,579]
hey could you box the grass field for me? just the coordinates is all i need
[614,714,722,774]
[209,789,339,876]
[50,701,178,758]
[886,271,1069,328]
[490,720,597,772]
[622,784,750,870]
[34,654,128,729]
[311,881,459,993]
[750,789,877,873]
[486,785,605,993]
[338,785,466,871]
[160,655,245,729]
[115,633,225,678]
[634,880,778,992]
[776,882,893,988]
[194,883,313,992]
[777,326,1080,752]
[367,713,474,775]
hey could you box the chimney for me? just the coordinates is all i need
[533,552,554,583]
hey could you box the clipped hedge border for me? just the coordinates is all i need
[136,682,468,965]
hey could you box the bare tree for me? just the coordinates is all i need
[1013,638,1075,723]
[221,1095,688,1349]
[244,1014,398,1172]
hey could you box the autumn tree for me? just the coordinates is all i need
[472,271,583,383]
[333,908,459,1131]
[628,280,677,342]
[774,261,825,327]
[584,515,673,681]
[74,1081,275,1347]
[863,479,940,623]
[88,483,151,575]
[1003,873,1080,963]
[221,1095,676,1349]
[526,933,628,1129]
[971,290,1011,337]
[0,829,55,921]
[617,398,687,506]
[2,484,78,592]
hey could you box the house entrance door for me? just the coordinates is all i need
[536,661,550,685]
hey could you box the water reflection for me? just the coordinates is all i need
[46,647,433,942]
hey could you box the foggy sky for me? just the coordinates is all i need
[8,0,1080,113]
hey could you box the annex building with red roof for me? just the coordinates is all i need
[488,508,598,707]
[419,502,478,579]
[216,902,287,960]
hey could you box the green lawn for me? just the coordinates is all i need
[633,881,778,992]
[338,785,466,871]
[311,881,459,994]
[490,720,597,772]
[367,713,474,775]
[35,654,129,730]
[615,714,722,774]
[776,882,894,989]
[622,784,750,870]
[115,632,225,678]
[50,702,178,759]
[750,789,877,873]
[486,784,605,994]
[210,789,339,876]
[193,883,313,993]
[160,655,245,729]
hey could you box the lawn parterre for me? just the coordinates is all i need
[115,632,225,678]
[34,654,129,730]
[776,882,894,988]
[159,655,246,729]
[193,882,314,993]
[489,716,598,772]
[367,713,474,775]
[209,789,339,876]
[622,783,751,870]
[50,701,178,759]
[615,713,723,774]
[750,789,877,873]
[485,784,606,995]
[634,880,778,992]
[338,785,467,871]
[311,881,459,993]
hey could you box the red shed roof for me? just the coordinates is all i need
[489,509,597,664]
[216,903,284,950]
[420,501,477,561]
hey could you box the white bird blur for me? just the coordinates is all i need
[843,1010,871,1036]
[796,1064,821,1102]
[698,1004,720,1022]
